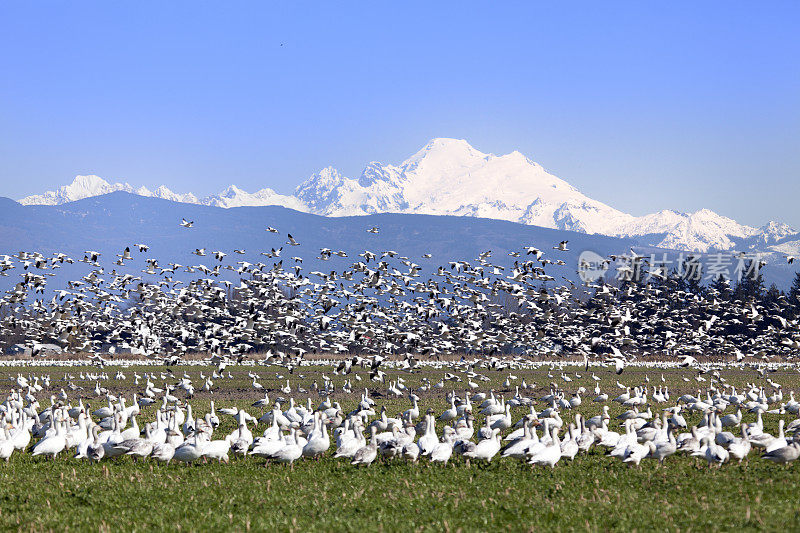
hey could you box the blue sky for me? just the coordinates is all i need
[1,2,798,227]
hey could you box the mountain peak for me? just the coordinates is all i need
[422,137,474,150]
[218,185,244,197]
[401,138,486,170]
[757,220,796,245]
[761,220,795,233]
[67,174,120,197]
[71,174,109,188]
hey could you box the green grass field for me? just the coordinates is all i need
[1,362,799,532]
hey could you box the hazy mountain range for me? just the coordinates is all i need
[17,138,800,255]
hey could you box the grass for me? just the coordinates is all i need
[1,362,800,532]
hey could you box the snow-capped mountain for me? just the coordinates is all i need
[18,175,200,206]
[293,138,796,252]
[20,175,302,211]
[17,139,798,253]
[296,138,634,234]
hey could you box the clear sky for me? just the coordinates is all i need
[1,2,798,228]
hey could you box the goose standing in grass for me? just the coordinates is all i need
[302,413,331,459]
[703,437,729,467]
[0,427,15,462]
[86,426,105,463]
[151,441,175,463]
[622,439,650,468]
[728,426,751,464]
[529,426,562,468]
[765,420,787,453]
[203,438,231,464]
[464,427,501,464]
[763,442,800,465]
[173,437,207,464]
[271,429,304,468]
[501,416,538,460]
[333,423,365,459]
[417,414,439,456]
[112,424,155,461]
[559,425,579,461]
[439,397,458,422]
[32,418,66,459]
[430,427,456,466]
[351,427,378,467]
[251,431,289,460]
[647,432,677,465]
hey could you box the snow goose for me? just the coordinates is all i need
[719,408,742,428]
[489,403,512,431]
[333,424,365,459]
[728,426,751,463]
[529,426,562,468]
[203,439,231,463]
[677,426,702,454]
[272,429,304,468]
[114,434,154,461]
[463,428,501,464]
[765,420,787,453]
[703,437,729,467]
[454,415,475,441]
[647,432,677,465]
[0,427,15,462]
[86,425,105,463]
[32,418,66,459]
[101,416,127,459]
[575,415,596,451]
[10,414,32,450]
[173,436,207,464]
[622,439,650,467]
[120,414,140,441]
[351,427,378,466]
[251,431,290,460]
[302,413,330,459]
[403,398,420,421]
[501,416,538,460]
[745,411,764,436]
[430,427,456,466]
[763,441,800,465]
[585,406,610,430]
[560,425,579,461]
[748,428,775,449]
[439,398,458,422]
[151,442,176,463]
[417,414,438,456]
[609,421,637,459]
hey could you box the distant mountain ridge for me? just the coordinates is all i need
[17,138,799,253]
[2,192,798,291]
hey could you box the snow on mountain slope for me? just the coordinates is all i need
[16,140,798,253]
[614,209,760,252]
[201,185,306,210]
[143,185,199,204]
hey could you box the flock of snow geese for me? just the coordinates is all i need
[1,362,800,470]
[0,219,799,470]
[1,221,799,371]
